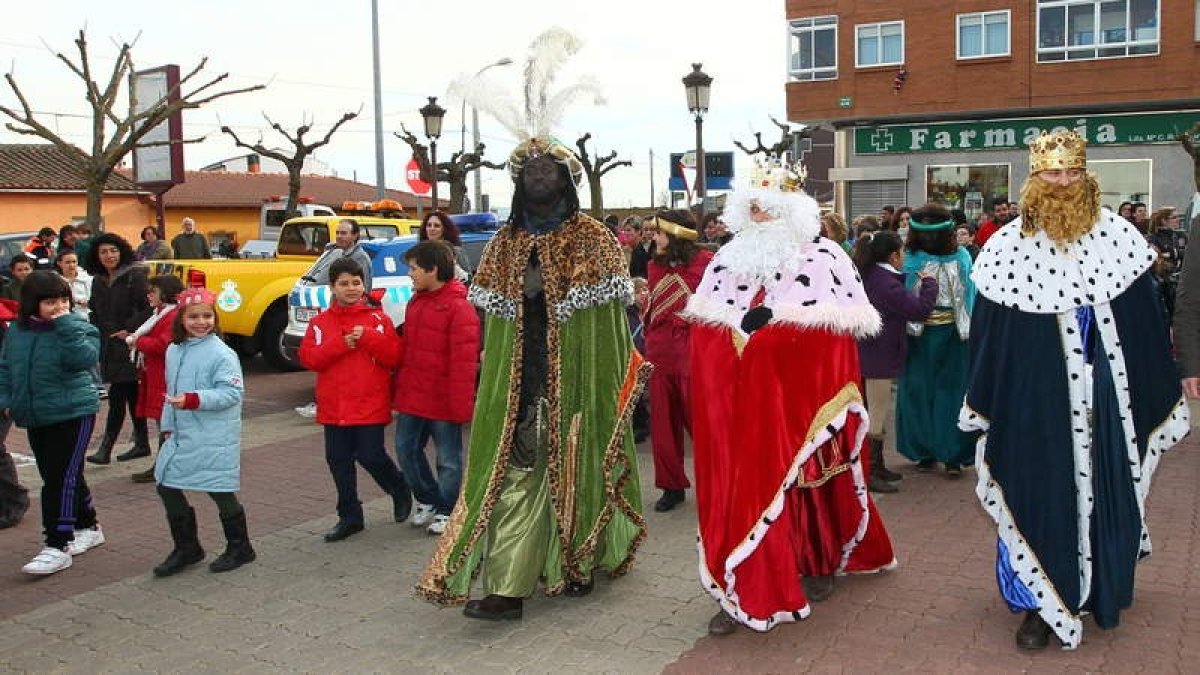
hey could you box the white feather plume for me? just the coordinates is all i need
[447,26,601,142]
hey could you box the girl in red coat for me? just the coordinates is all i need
[645,210,713,512]
[392,241,481,535]
[126,275,184,483]
[299,257,411,543]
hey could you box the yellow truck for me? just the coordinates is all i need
[149,213,416,370]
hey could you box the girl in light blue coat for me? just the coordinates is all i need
[152,287,255,577]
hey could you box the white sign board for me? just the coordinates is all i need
[132,67,181,185]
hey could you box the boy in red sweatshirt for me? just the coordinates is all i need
[299,257,411,542]
[392,241,480,535]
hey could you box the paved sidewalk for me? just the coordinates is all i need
[0,365,1196,673]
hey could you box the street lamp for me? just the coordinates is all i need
[682,63,713,223]
[420,96,446,210]
[459,57,513,212]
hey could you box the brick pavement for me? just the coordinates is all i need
[0,363,1196,673]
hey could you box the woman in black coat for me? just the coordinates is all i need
[84,234,152,464]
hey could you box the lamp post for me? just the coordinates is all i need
[420,96,446,211]
[458,57,513,212]
[682,63,712,225]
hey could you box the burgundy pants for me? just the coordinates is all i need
[650,368,693,490]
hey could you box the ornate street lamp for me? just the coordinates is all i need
[682,63,713,222]
[420,96,447,209]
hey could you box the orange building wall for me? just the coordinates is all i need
[786,0,1200,124]
[0,193,154,243]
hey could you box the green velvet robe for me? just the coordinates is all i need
[417,213,649,605]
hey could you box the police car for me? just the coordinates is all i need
[281,213,499,362]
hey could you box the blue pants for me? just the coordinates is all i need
[393,414,463,516]
[323,424,407,525]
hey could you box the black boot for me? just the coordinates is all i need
[392,479,412,523]
[131,434,165,483]
[153,507,205,577]
[87,432,118,465]
[654,488,685,512]
[116,420,152,461]
[802,575,836,602]
[869,436,902,482]
[209,508,256,573]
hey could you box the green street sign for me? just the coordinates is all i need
[839,96,853,108]
[854,111,1200,155]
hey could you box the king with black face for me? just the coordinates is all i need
[522,155,567,212]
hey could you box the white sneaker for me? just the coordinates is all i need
[66,526,105,556]
[427,514,449,535]
[22,547,72,575]
[294,402,317,418]
[410,503,436,528]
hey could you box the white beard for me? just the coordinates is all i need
[713,221,809,281]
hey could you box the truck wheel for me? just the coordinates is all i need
[260,306,301,372]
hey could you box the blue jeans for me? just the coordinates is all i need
[393,414,463,515]
[324,424,408,525]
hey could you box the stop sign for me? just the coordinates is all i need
[406,157,431,195]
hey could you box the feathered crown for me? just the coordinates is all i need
[1029,130,1087,173]
[749,156,807,193]
[447,27,602,187]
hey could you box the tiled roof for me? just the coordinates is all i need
[161,171,439,210]
[0,144,141,192]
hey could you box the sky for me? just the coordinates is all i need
[0,0,789,212]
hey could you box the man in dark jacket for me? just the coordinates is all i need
[170,218,212,259]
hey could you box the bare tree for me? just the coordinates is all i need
[222,111,358,216]
[394,123,505,213]
[576,133,631,218]
[0,29,263,229]
[1177,122,1200,194]
[734,116,811,158]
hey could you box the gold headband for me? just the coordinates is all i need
[653,217,699,241]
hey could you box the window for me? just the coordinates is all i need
[958,11,1011,59]
[1037,0,1160,62]
[1089,159,1152,206]
[856,21,904,67]
[926,165,1011,223]
[790,16,838,81]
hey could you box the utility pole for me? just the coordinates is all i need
[370,0,386,200]
[648,149,655,208]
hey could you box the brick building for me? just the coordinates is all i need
[786,0,1200,222]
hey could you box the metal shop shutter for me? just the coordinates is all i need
[848,180,907,221]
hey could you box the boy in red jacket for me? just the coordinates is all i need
[392,241,480,535]
[299,257,411,542]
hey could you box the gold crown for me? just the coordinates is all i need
[1029,130,1087,173]
[508,136,585,186]
[749,156,807,193]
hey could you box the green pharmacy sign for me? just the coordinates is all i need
[855,111,1200,155]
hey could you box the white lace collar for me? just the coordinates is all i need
[972,210,1154,313]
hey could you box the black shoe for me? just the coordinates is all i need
[915,459,937,472]
[563,576,594,598]
[868,436,902,482]
[131,465,156,484]
[707,610,737,636]
[87,433,118,465]
[945,463,963,479]
[463,594,523,621]
[1015,611,1053,650]
[323,520,364,542]
[654,489,685,512]
[392,486,412,523]
[802,575,835,602]
[868,474,898,494]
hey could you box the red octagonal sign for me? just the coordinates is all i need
[406,157,431,195]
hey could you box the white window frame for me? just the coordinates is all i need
[1036,0,1161,63]
[1195,0,1200,41]
[957,10,1012,59]
[855,21,905,68]
[1089,158,1154,207]
[789,16,839,82]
